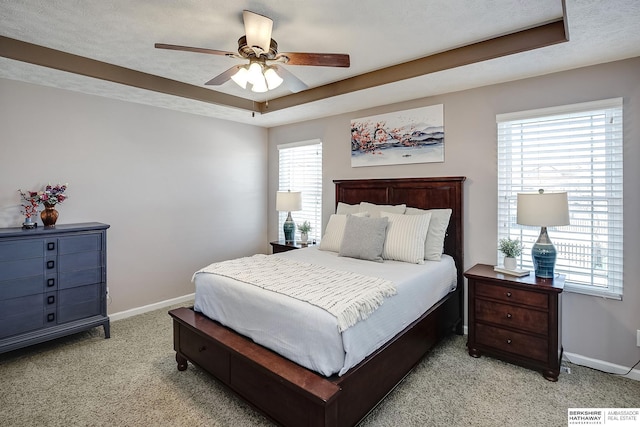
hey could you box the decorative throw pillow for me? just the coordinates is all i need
[381,212,432,264]
[339,216,388,262]
[336,202,360,215]
[359,202,406,218]
[405,207,452,261]
[319,213,370,252]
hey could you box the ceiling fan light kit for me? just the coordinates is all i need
[155,9,350,94]
[231,60,284,92]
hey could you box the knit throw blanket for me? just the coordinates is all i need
[193,254,396,332]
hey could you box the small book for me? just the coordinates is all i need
[493,266,530,277]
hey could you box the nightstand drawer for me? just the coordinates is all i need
[476,299,548,335]
[475,281,548,309]
[476,323,548,362]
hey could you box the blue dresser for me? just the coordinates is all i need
[0,222,110,353]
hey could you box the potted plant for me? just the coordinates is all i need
[499,237,523,270]
[297,221,312,243]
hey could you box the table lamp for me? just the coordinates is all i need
[276,190,302,243]
[517,189,570,278]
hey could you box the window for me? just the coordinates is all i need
[278,139,322,242]
[497,98,623,299]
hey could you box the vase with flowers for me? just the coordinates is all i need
[18,183,68,228]
[18,190,40,229]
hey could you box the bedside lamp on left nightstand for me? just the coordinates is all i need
[276,190,302,243]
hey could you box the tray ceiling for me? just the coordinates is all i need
[1,0,639,127]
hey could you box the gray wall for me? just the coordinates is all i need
[268,57,640,370]
[0,79,268,314]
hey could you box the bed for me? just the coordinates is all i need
[169,176,465,427]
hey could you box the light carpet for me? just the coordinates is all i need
[1,303,638,426]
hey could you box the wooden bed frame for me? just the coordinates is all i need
[169,176,465,427]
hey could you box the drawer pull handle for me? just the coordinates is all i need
[47,242,55,251]
[506,313,512,319]
[506,339,512,345]
[198,346,207,353]
[46,260,55,269]
[47,295,55,304]
[47,278,55,287]
[506,292,512,297]
[47,313,55,322]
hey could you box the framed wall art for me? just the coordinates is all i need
[350,104,444,167]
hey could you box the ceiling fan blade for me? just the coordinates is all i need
[155,43,235,57]
[243,10,273,53]
[271,65,308,93]
[276,52,350,67]
[205,66,242,86]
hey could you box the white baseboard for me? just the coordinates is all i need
[109,293,194,322]
[563,351,640,381]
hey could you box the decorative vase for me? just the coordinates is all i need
[41,203,59,227]
[504,256,517,271]
[300,232,308,243]
[22,216,37,229]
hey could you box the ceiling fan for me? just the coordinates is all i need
[155,10,350,94]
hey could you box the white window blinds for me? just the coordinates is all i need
[497,98,623,299]
[278,140,323,242]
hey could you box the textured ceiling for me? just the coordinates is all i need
[1,0,639,127]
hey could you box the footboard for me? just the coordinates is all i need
[170,307,341,427]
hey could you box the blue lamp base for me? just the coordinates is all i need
[283,212,295,243]
[532,227,557,278]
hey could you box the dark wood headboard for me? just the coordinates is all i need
[334,177,466,290]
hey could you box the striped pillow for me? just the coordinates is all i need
[381,212,432,264]
[405,207,452,261]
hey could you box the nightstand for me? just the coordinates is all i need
[464,263,564,381]
[270,240,310,253]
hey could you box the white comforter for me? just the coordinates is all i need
[193,246,456,377]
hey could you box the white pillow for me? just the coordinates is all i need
[359,202,406,218]
[405,207,452,261]
[380,212,432,264]
[319,213,370,253]
[336,202,360,215]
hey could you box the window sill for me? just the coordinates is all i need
[564,282,622,300]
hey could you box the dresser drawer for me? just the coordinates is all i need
[0,275,45,299]
[475,281,548,309]
[476,323,548,363]
[0,258,43,282]
[59,267,102,289]
[58,250,102,272]
[475,299,548,335]
[58,234,102,255]
[58,284,102,323]
[0,239,43,262]
[0,294,44,339]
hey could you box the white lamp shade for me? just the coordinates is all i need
[276,191,302,212]
[517,191,570,227]
[243,10,273,52]
[230,66,249,89]
[264,67,283,90]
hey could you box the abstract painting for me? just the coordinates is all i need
[350,104,444,167]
